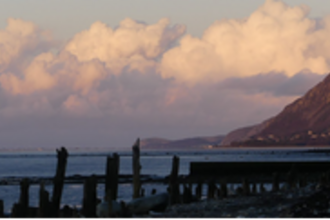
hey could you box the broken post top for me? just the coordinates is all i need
[57,147,69,159]
[132,138,140,152]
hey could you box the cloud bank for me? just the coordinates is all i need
[161,0,330,84]
[0,0,329,148]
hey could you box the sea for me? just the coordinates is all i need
[1,146,330,213]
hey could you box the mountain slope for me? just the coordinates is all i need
[223,73,330,146]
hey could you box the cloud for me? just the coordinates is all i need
[0,1,330,148]
[65,18,186,75]
[0,53,56,94]
[0,18,53,72]
[160,0,330,84]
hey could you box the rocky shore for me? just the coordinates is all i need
[158,183,330,218]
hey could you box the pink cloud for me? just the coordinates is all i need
[0,1,329,148]
[160,0,330,84]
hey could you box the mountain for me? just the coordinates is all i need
[221,119,271,146]
[222,73,330,146]
[141,135,224,149]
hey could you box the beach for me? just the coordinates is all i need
[159,183,330,218]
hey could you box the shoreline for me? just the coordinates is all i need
[159,183,330,218]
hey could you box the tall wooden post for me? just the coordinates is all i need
[105,153,120,201]
[132,138,141,199]
[20,178,29,205]
[52,147,68,216]
[20,178,29,217]
[82,175,97,217]
[169,155,180,205]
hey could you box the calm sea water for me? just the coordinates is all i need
[0,147,330,213]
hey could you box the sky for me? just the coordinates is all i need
[0,0,330,150]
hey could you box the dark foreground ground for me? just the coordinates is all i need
[5,182,330,217]
[158,183,330,218]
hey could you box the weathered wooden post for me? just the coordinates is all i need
[132,138,141,199]
[11,204,19,217]
[52,147,68,216]
[105,153,120,201]
[242,178,250,196]
[207,179,216,199]
[169,155,180,205]
[38,182,51,217]
[20,178,29,212]
[252,182,257,194]
[260,182,266,193]
[11,178,30,217]
[220,180,228,198]
[82,175,97,217]
[182,184,192,204]
[151,189,157,195]
[195,181,202,200]
[120,201,131,217]
[140,188,145,197]
[272,172,280,192]
[0,200,3,217]
[20,178,30,217]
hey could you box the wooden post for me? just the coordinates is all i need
[82,175,97,217]
[120,201,131,217]
[169,155,180,205]
[242,178,250,196]
[140,188,145,197]
[207,179,216,199]
[195,181,202,200]
[20,178,29,217]
[151,189,157,195]
[105,153,120,201]
[0,200,3,217]
[272,172,279,192]
[11,178,30,217]
[260,183,266,193]
[252,182,257,194]
[38,182,51,217]
[132,138,141,199]
[182,184,192,204]
[11,203,20,217]
[220,180,228,198]
[52,147,68,216]
[20,178,29,209]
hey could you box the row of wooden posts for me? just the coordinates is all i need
[1,139,329,217]
[0,139,184,217]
